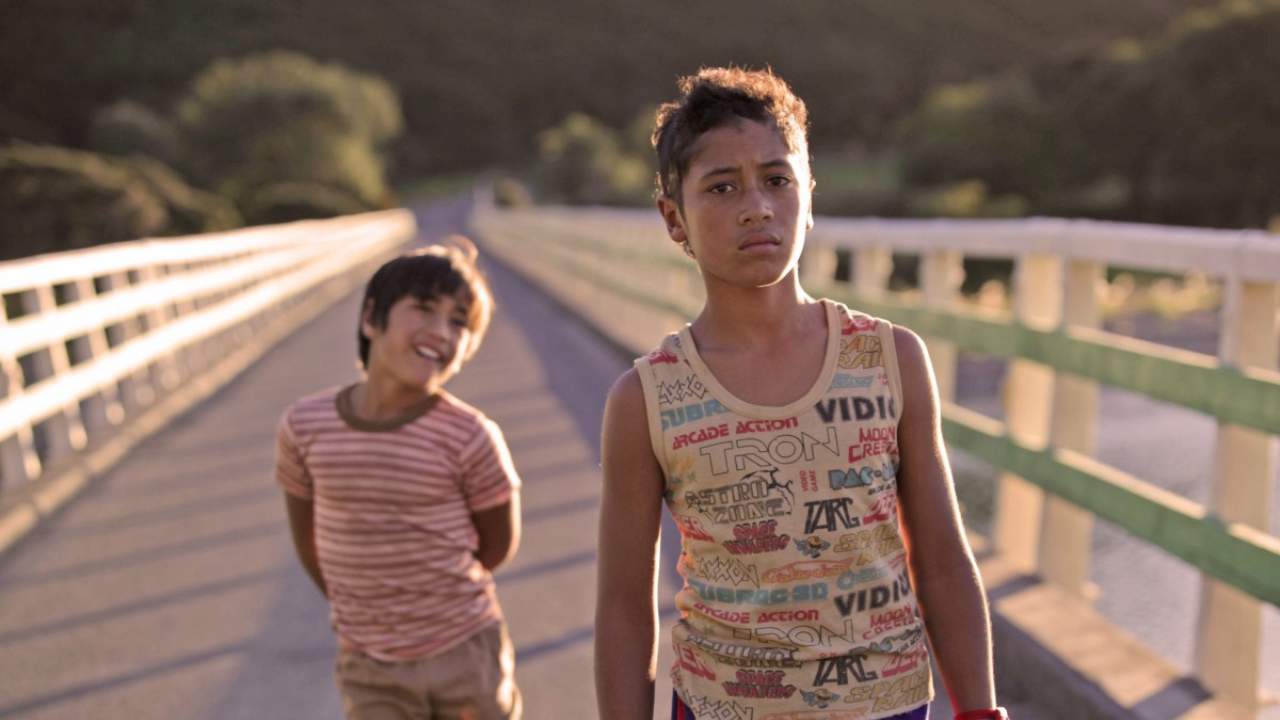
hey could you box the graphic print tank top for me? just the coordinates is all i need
[635,299,934,720]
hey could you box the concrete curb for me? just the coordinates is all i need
[0,253,395,559]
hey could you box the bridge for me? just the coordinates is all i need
[0,193,1275,719]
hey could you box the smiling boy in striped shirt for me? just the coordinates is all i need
[276,239,522,719]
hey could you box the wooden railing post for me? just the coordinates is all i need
[994,253,1062,571]
[23,287,87,461]
[853,247,892,298]
[136,265,183,391]
[100,272,154,411]
[920,250,964,403]
[1039,259,1102,596]
[67,278,125,437]
[1194,276,1277,711]
[0,312,40,489]
[800,243,839,291]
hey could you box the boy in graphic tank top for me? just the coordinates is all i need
[595,68,1009,720]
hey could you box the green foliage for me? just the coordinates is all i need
[0,144,167,260]
[0,144,243,260]
[533,113,650,206]
[3,0,1273,227]
[1124,0,1280,226]
[89,100,180,165]
[239,181,370,225]
[895,74,1051,196]
[903,180,1030,219]
[890,0,1280,226]
[0,0,1202,178]
[175,50,402,218]
[492,176,533,208]
[117,155,242,234]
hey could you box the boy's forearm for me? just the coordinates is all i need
[594,600,658,720]
[475,539,513,571]
[473,499,520,571]
[914,557,995,710]
[297,544,327,595]
[283,493,326,596]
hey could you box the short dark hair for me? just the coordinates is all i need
[357,237,493,369]
[652,66,810,203]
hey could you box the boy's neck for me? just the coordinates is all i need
[350,376,437,423]
[693,271,819,351]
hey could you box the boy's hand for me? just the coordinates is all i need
[283,493,327,596]
[472,495,520,571]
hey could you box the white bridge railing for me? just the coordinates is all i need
[474,203,1279,715]
[0,210,414,501]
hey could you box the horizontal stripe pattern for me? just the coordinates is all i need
[276,387,520,660]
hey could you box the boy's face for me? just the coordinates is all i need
[658,118,813,290]
[361,292,472,394]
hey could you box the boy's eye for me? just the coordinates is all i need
[450,316,468,328]
[707,183,735,194]
[767,175,793,187]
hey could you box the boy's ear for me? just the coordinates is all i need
[359,299,378,338]
[656,195,688,248]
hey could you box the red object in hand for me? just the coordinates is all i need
[954,709,1009,720]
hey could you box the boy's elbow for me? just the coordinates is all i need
[477,540,516,571]
[477,525,519,570]
[471,499,519,570]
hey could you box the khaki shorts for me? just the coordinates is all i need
[335,623,521,720]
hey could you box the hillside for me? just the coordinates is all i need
[0,0,1212,176]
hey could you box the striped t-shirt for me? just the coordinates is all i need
[275,384,520,661]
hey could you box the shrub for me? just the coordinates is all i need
[89,100,180,165]
[492,176,533,208]
[238,181,370,225]
[533,113,651,206]
[0,144,167,259]
[117,155,241,234]
[175,50,402,218]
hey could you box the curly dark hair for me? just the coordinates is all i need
[652,66,810,204]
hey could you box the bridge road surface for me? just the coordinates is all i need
[0,195,1008,719]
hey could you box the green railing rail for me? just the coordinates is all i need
[472,203,1280,709]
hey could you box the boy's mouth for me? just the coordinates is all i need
[739,232,781,250]
[414,345,445,362]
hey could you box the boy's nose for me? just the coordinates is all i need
[423,315,452,340]
[738,190,774,226]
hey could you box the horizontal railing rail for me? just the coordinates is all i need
[0,210,415,495]
[472,203,1278,711]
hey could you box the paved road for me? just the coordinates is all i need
[0,195,668,719]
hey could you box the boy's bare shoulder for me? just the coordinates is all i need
[891,324,927,362]
[605,366,645,415]
[890,324,933,402]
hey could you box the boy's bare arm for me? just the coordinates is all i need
[283,493,327,596]
[473,494,521,571]
[893,326,997,711]
[595,368,665,720]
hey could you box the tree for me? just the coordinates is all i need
[533,113,649,206]
[175,50,402,222]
